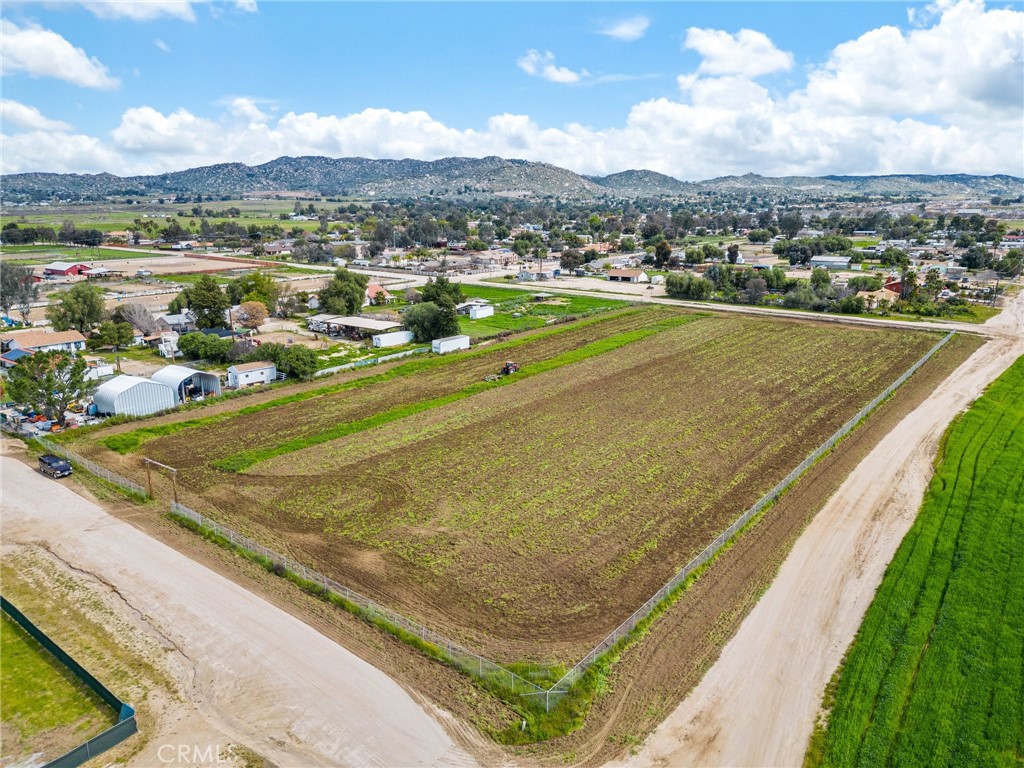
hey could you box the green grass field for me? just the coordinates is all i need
[1,612,118,760]
[806,355,1024,768]
[0,245,166,263]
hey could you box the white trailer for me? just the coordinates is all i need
[468,304,494,319]
[432,335,471,354]
[372,330,415,348]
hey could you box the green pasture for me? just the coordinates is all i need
[0,612,117,759]
[806,356,1024,768]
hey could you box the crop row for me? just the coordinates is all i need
[105,307,679,469]
[235,318,939,652]
[809,356,1024,768]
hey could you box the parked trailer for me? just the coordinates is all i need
[432,335,471,354]
[372,330,415,348]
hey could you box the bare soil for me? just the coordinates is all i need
[74,310,941,663]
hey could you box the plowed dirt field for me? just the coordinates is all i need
[75,308,943,663]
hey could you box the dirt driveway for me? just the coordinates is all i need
[0,450,477,768]
[619,290,1024,767]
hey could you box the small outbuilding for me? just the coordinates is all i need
[432,335,470,354]
[469,304,494,319]
[227,361,277,388]
[152,364,222,404]
[93,375,176,417]
[607,269,650,283]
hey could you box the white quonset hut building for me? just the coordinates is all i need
[93,376,176,417]
[152,364,222,404]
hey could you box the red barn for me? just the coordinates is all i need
[41,261,90,277]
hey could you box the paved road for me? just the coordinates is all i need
[1,455,476,768]
[619,288,1024,767]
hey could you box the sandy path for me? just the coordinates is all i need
[0,456,477,768]
[620,289,1023,768]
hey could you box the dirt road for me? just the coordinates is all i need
[620,290,1023,767]
[1,454,476,768]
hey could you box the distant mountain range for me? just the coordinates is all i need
[3,156,1022,202]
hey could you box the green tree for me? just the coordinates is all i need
[280,345,318,380]
[560,249,584,272]
[879,247,908,266]
[960,246,991,271]
[654,240,672,269]
[420,275,464,305]
[835,295,867,314]
[403,299,459,342]
[778,211,804,239]
[227,271,280,312]
[319,268,369,315]
[96,320,134,350]
[6,350,89,426]
[189,275,230,329]
[747,229,772,243]
[700,243,724,262]
[810,267,832,294]
[1,264,34,316]
[177,332,233,362]
[665,272,713,300]
[1,264,38,323]
[726,243,740,264]
[46,282,106,332]
[923,268,944,299]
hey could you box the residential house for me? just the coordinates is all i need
[857,288,901,309]
[364,283,395,305]
[0,329,87,354]
[159,312,197,333]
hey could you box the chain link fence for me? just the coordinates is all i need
[35,436,148,499]
[545,331,956,699]
[8,330,955,714]
[168,500,547,700]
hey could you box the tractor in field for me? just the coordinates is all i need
[484,361,520,382]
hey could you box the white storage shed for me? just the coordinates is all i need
[432,335,471,354]
[93,376,176,417]
[469,304,494,319]
[372,330,415,348]
[227,361,277,388]
[152,364,222,404]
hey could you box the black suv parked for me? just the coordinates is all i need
[38,454,73,478]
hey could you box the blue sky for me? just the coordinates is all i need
[1,1,1021,179]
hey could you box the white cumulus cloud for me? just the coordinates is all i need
[226,96,270,122]
[800,0,1022,119]
[599,16,650,42]
[517,50,588,84]
[684,27,794,77]
[78,1,197,21]
[2,1,1020,180]
[0,19,119,89]
[0,99,72,132]
[155,38,171,53]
